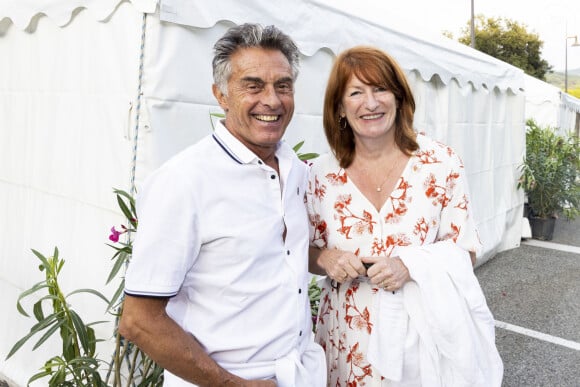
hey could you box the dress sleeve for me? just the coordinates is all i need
[435,151,483,257]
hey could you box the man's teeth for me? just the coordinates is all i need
[362,114,382,120]
[255,115,279,122]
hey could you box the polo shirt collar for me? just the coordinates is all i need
[212,120,283,165]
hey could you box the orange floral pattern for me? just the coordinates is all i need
[306,134,482,386]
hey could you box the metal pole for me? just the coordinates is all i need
[470,0,475,48]
[565,35,580,93]
[565,38,569,93]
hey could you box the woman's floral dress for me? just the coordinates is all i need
[306,134,482,386]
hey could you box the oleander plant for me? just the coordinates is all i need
[8,141,320,385]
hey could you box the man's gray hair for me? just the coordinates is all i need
[212,23,300,95]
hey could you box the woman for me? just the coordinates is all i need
[307,46,502,386]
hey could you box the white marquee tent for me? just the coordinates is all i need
[0,0,527,383]
[524,73,580,136]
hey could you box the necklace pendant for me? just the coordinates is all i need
[376,187,381,192]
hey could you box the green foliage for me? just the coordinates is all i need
[6,247,109,386]
[106,190,164,386]
[518,119,580,219]
[9,134,320,385]
[292,140,320,161]
[458,15,552,80]
[308,277,321,329]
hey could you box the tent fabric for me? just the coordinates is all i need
[0,0,157,29]
[140,2,526,261]
[561,92,580,113]
[523,73,580,135]
[159,0,525,94]
[0,0,529,384]
[0,2,148,383]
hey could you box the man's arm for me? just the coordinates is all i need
[119,295,274,387]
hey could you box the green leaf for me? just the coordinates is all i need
[15,282,50,317]
[69,310,90,354]
[113,189,134,204]
[5,331,36,359]
[62,329,75,361]
[32,319,65,350]
[29,312,60,333]
[67,288,109,305]
[49,365,67,386]
[107,280,125,311]
[86,326,96,356]
[16,281,49,302]
[298,152,320,161]
[106,250,128,284]
[5,313,59,359]
[31,248,51,269]
[116,194,134,222]
[33,300,46,321]
[27,369,52,385]
[292,140,305,152]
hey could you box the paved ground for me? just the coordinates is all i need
[475,216,580,387]
[1,218,578,386]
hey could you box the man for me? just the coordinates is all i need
[119,23,326,387]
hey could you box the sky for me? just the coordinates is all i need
[317,0,580,72]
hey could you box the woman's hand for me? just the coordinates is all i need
[315,248,366,283]
[362,256,410,291]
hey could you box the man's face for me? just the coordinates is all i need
[213,47,295,158]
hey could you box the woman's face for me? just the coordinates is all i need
[340,74,398,141]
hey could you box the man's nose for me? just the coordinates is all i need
[261,85,282,108]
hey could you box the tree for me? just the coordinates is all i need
[457,15,552,81]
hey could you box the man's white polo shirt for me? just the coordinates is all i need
[125,122,324,385]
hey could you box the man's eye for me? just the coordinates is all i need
[247,84,262,92]
[277,83,293,92]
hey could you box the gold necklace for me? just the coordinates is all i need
[374,157,400,192]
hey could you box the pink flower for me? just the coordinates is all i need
[109,226,123,243]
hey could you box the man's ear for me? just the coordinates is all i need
[212,84,228,112]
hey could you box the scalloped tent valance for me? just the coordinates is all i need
[0,0,525,93]
[158,0,525,94]
[0,0,157,29]
[561,92,580,113]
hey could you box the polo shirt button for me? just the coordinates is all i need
[286,250,290,255]
[270,174,276,179]
[298,288,302,294]
[299,330,303,336]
